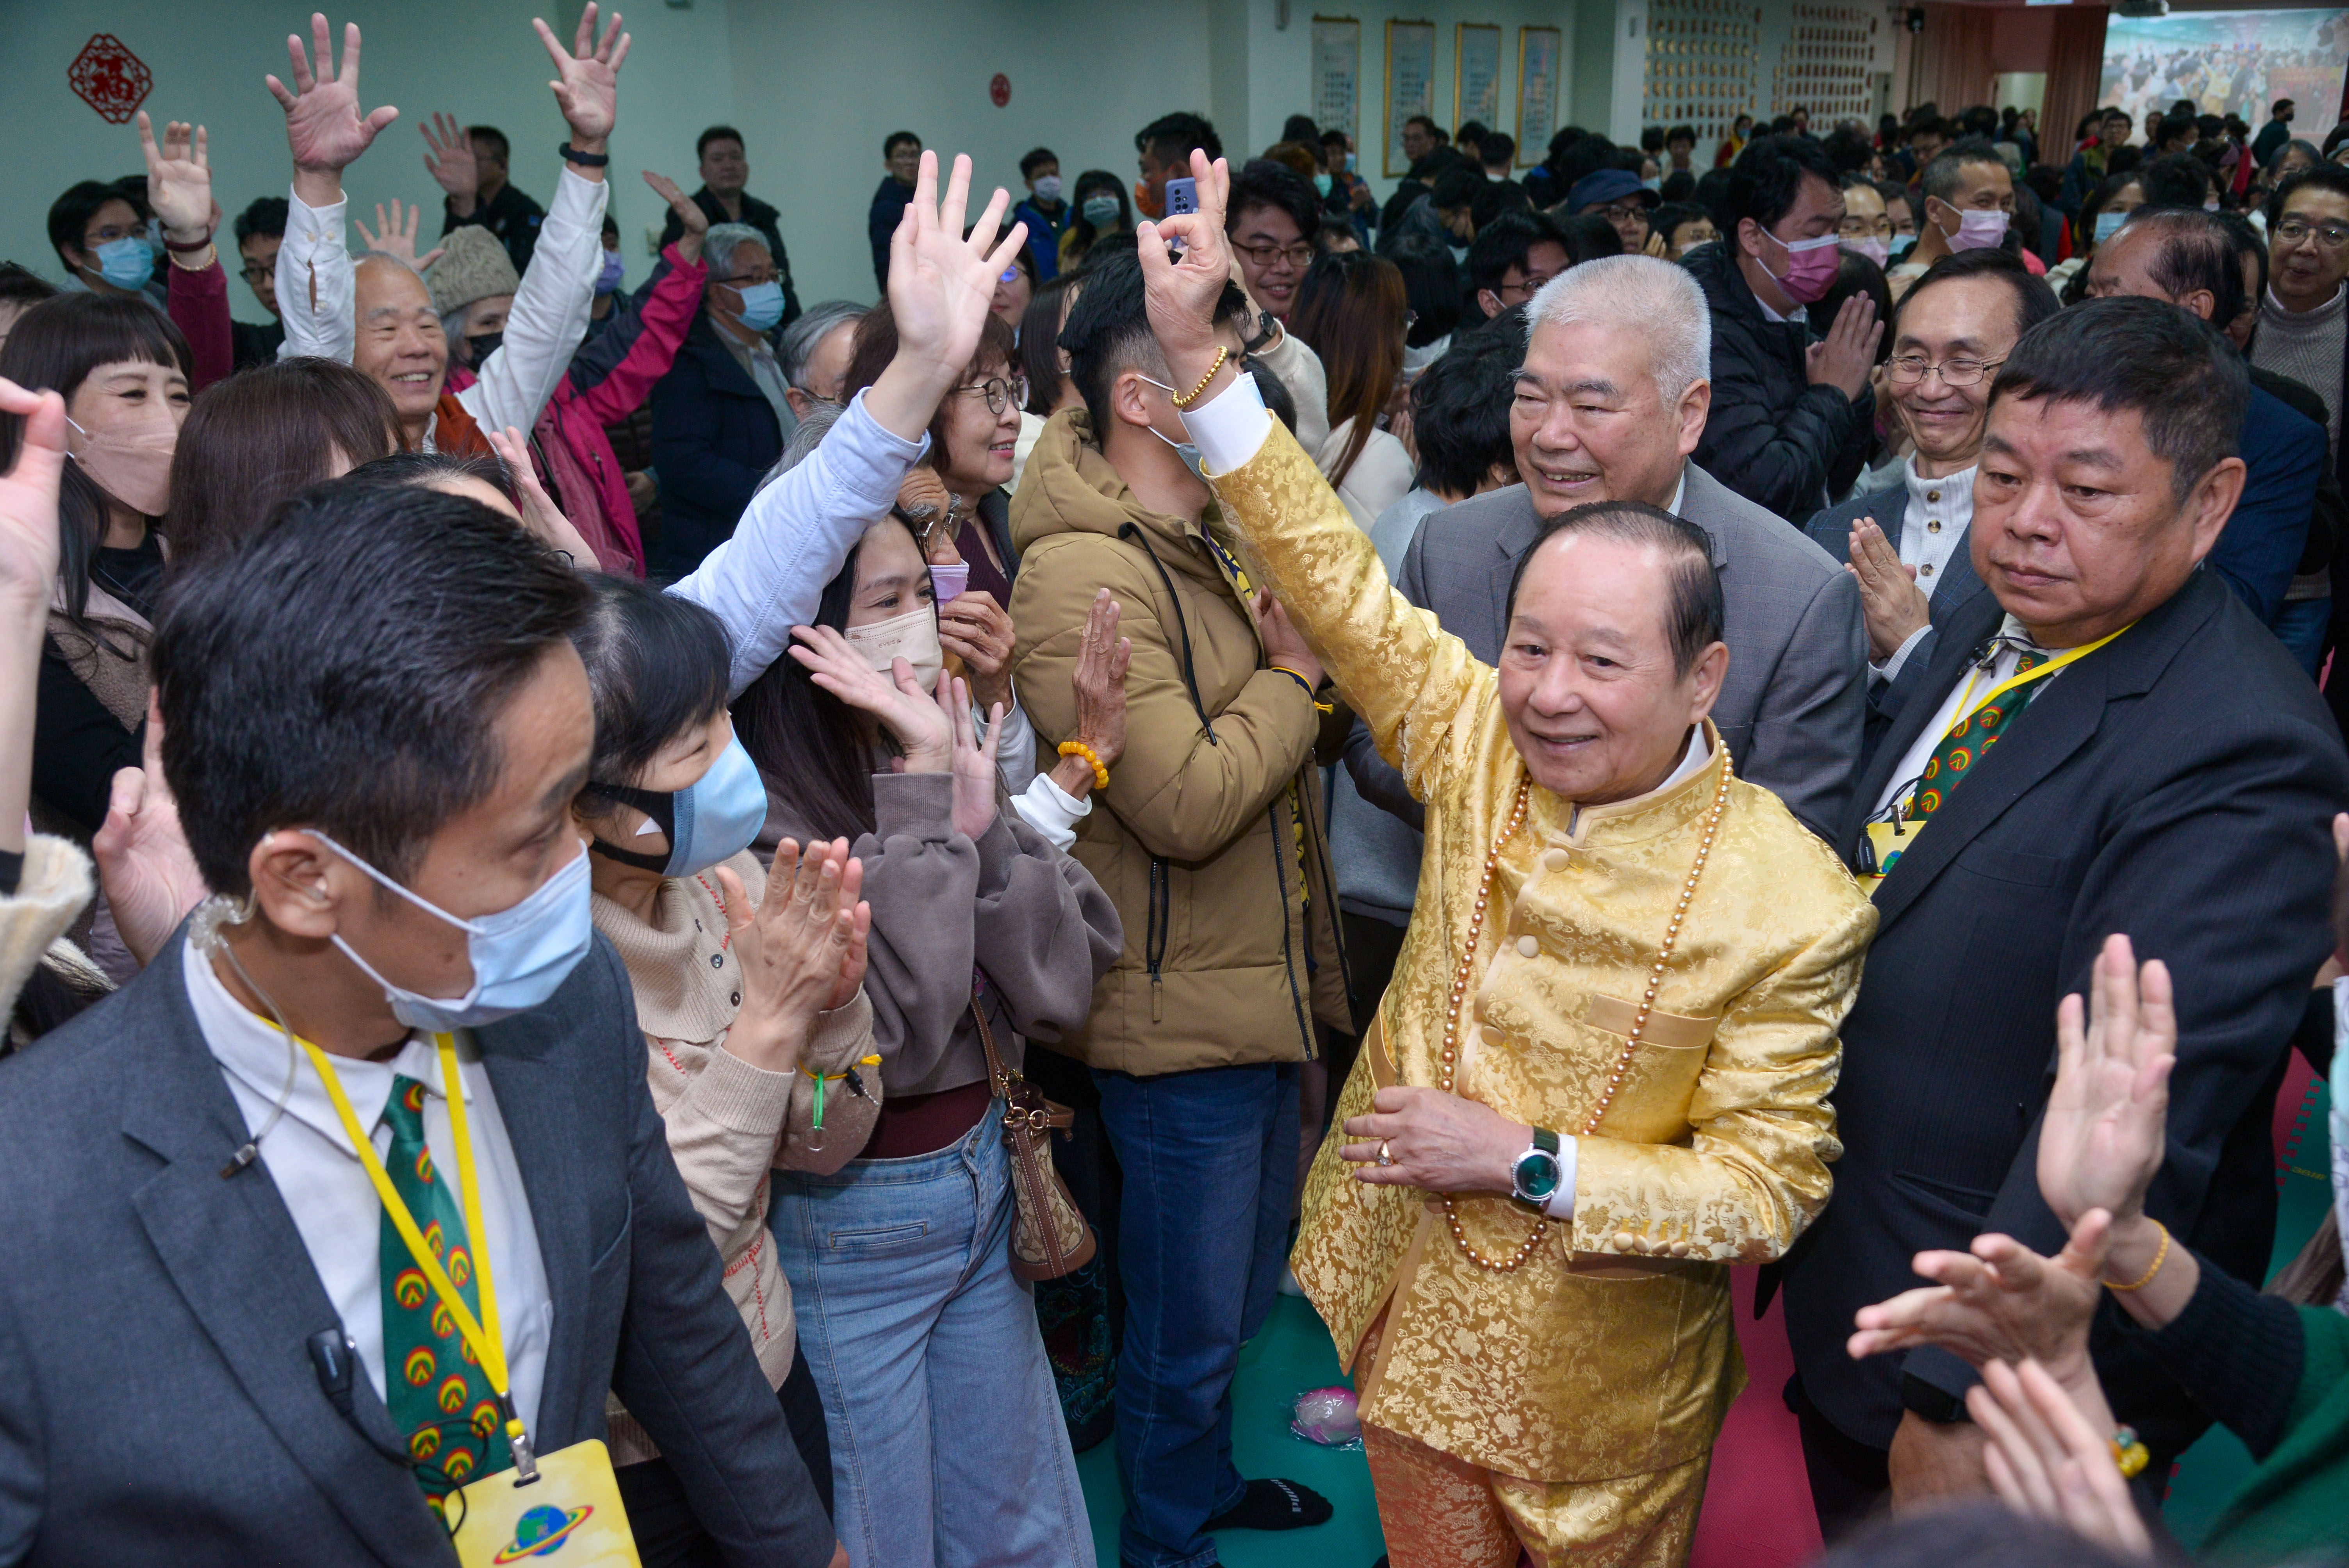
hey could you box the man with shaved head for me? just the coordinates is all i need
[1124,151,1877,1568]
[270,9,625,454]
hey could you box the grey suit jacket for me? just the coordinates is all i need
[0,932,836,1568]
[1345,464,1866,840]
[1804,478,1991,734]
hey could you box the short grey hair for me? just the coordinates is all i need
[780,299,868,390]
[1524,255,1711,403]
[757,399,844,495]
[702,223,769,283]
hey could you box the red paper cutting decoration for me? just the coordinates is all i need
[989,73,1012,108]
[69,34,153,126]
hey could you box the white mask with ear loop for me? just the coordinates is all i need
[1134,372,1210,481]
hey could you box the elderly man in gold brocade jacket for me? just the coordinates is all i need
[1132,155,1878,1568]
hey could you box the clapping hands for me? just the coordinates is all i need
[715,837,870,1074]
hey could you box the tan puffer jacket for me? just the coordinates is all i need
[1008,410,1350,1077]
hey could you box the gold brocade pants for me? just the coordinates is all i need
[1362,1422,1711,1568]
[1353,1310,1710,1568]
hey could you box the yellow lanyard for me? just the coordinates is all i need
[297,1030,532,1472]
[1944,621,2132,738]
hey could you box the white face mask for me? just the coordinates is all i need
[843,604,944,693]
[1032,175,1064,203]
[1134,372,1212,482]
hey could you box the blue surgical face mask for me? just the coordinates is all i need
[734,279,786,332]
[595,249,626,295]
[91,234,153,291]
[1314,173,1334,196]
[2093,209,2128,245]
[1082,195,1121,228]
[588,736,768,879]
[312,829,594,1032]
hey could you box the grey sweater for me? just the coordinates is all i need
[761,770,1122,1097]
[2256,284,2346,462]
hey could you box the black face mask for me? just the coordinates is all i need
[464,331,504,366]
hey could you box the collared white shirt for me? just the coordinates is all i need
[184,940,555,1430]
[1873,613,2057,819]
[1871,459,1977,686]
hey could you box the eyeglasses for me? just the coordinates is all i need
[82,221,144,249]
[1235,240,1315,271]
[2276,217,2349,250]
[957,375,1028,415]
[1495,276,1552,304]
[1593,202,1649,225]
[1886,355,2004,388]
[1838,216,1894,238]
[999,265,1027,285]
[239,264,274,285]
[721,269,779,287]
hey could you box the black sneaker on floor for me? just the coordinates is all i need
[1204,1477,1335,1532]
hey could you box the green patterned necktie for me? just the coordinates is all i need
[377,1073,510,1518]
[1905,646,2048,825]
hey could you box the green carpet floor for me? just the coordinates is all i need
[1075,1294,1384,1568]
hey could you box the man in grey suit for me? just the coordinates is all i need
[0,479,841,1566]
[1348,254,1866,843]
[1805,249,2060,735]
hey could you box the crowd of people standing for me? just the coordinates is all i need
[1,15,2347,1568]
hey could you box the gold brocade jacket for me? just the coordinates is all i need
[1211,422,1877,1484]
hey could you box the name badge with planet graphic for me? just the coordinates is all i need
[450,1438,640,1566]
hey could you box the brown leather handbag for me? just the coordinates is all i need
[970,996,1098,1281]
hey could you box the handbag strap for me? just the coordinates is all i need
[968,989,1013,1098]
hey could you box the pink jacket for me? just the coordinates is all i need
[450,241,709,576]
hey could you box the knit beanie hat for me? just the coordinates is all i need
[426,226,520,316]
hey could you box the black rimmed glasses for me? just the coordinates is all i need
[958,376,1028,415]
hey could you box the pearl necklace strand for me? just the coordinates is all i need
[1436,752,1734,1273]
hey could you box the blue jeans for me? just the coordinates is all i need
[770,1108,1094,1568]
[1094,1063,1301,1568]
[2273,595,2331,678]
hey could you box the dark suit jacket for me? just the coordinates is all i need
[1804,475,1991,737]
[2208,385,2324,624]
[1779,570,2349,1458]
[649,312,786,580]
[0,934,835,1567]
[1346,465,1866,841]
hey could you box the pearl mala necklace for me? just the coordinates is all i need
[1436,753,1734,1273]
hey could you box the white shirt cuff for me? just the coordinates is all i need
[1540,1135,1579,1222]
[1871,622,1932,686]
[1178,369,1273,476]
[1010,772,1092,851]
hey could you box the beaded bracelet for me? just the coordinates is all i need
[1058,740,1110,790]
[2110,1425,2150,1479]
[1169,346,1231,408]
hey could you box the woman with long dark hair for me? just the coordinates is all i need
[1288,249,1415,526]
[733,507,1124,1566]
[1059,169,1132,270]
[0,293,190,979]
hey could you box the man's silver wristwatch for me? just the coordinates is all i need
[1509,1126,1563,1212]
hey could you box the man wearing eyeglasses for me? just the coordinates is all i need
[2256,166,2349,476]
[1566,167,1663,257]
[1805,251,2058,732]
[230,195,289,371]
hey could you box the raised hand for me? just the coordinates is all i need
[93,693,210,968]
[714,838,868,1073]
[534,3,629,152]
[1846,516,1930,662]
[419,111,479,202]
[2039,934,2174,1230]
[1135,149,1238,395]
[0,378,68,611]
[642,169,708,264]
[266,15,399,194]
[1806,291,1882,401]
[1969,1360,2153,1558]
[1847,1217,2111,1418]
[137,112,213,247]
[872,151,1027,437]
[353,198,445,273]
[935,590,1015,714]
[1070,588,1132,770]
[483,426,602,566]
[788,624,951,771]
[939,676,1003,841]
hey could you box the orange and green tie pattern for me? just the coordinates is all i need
[378,1074,510,1517]
[1907,648,2048,825]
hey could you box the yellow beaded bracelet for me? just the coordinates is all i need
[1169,346,1231,408]
[1058,740,1110,790]
[2110,1425,2150,1479]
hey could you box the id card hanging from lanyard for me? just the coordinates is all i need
[1859,622,2131,895]
[299,1033,643,1568]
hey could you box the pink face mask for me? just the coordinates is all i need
[1941,205,2009,253]
[1760,228,1843,305]
[65,410,177,518]
[1841,235,1891,268]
